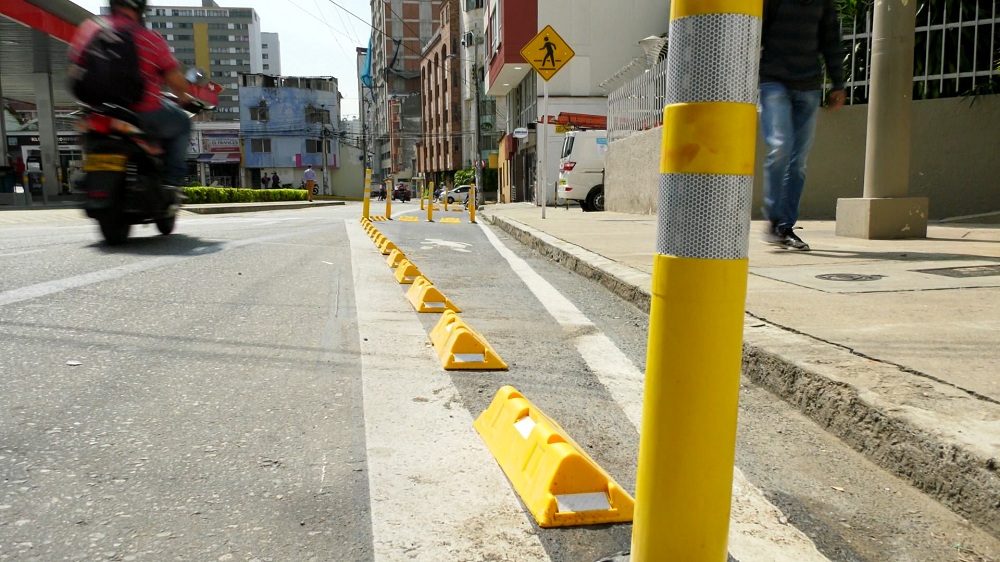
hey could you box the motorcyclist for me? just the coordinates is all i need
[69,0,195,187]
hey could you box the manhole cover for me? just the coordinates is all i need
[913,264,1000,278]
[815,273,885,282]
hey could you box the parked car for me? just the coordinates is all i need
[392,184,411,201]
[557,129,607,212]
[443,184,472,204]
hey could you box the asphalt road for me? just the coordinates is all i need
[0,204,996,562]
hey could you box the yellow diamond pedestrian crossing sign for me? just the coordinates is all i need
[520,25,574,81]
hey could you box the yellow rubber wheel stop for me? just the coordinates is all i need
[378,239,398,256]
[385,248,407,269]
[428,311,507,371]
[405,276,461,313]
[473,386,634,527]
[393,259,422,284]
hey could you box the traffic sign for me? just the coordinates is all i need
[520,25,575,81]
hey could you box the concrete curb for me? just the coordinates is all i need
[485,212,1000,538]
[182,201,345,214]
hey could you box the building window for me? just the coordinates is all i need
[262,54,269,60]
[306,139,323,153]
[262,43,269,49]
[250,102,269,122]
[263,64,270,70]
[464,0,484,10]
[251,139,271,153]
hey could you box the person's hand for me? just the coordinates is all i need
[827,89,846,111]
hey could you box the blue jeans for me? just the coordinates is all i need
[139,100,191,186]
[759,82,821,231]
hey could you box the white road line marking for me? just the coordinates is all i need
[0,249,47,258]
[347,220,548,561]
[0,228,327,308]
[479,222,830,561]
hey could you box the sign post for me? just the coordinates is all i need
[520,25,574,220]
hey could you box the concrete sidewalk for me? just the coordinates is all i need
[481,203,1000,538]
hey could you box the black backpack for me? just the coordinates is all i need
[69,19,144,108]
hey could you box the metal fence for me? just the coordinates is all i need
[608,0,1000,141]
[607,57,670,142]
[843,0,999,104]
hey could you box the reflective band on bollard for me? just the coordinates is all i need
[629,1,761,561]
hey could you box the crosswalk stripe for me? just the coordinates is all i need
[346,220,549,561]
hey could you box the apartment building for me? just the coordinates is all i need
[105,0,264,121]
[365,0,442,183]
[239,75,340,193]
[261,32,281,75]
[482,0,668,203]
[416,1,461,185]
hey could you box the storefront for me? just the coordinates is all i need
[192,128,241,187]
[6,132,81,196]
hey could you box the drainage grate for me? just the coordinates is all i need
[913,264,1000,278]
[815,273,885,282]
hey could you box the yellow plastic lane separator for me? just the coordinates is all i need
[384,179,392,220]
[385,248,407,269]
[405,276,461,313]
[393,259,422,284]
[373,233,386,247]
[428,310,507,371]
[378,238,398,256]
[362,167,372,220]
[427,181,435,222]
[473,386,634,527]
[629,1,761,560]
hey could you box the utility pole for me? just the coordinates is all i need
[472,32,483,208]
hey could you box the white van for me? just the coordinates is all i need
[557,129,608,212]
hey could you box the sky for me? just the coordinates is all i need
[70,0,373,118]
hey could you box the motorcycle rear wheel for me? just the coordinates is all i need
[99,218,131,245]
[155,215,176,235]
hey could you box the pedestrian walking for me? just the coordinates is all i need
[759,0,846,251]
[262,172,272,189]
[271,171,281,189]
[303,166,316,202]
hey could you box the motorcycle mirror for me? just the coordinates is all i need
[184,67,207,85]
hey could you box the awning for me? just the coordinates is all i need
[197,153,241,164]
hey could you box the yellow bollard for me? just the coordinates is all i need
[469,182,477,224]
[427,181,435,222]
[362,168,372,220]
[443,184,449,212]
[384,179,392,220]
[629,1,761,561]
[419,178,426,211]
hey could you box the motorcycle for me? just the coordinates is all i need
[77,69,218,244]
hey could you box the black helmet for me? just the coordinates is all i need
[109,0,148,13]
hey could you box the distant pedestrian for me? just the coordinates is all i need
[303,166,316,202]
[262,172,272,189]
[759,0,846,251]
[271,171,281,189]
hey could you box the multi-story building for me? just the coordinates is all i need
[106,0,264,121]
[238,75,340,193]
[416,1,461,185]
[482,0,668,203]
[366,0,442,183]
[261,32,281,75]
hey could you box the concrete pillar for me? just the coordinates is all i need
[836,0,927,239]
[32,30,58,205]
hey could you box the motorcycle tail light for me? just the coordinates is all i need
[88,190,110,199]
[83,115,113,134]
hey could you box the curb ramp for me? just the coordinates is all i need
[429,310,508,370]
[406,276,461,313]
[393,259,422,284]
[386,248,406,269]
[474,386,635,527]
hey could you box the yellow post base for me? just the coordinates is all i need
[631,254,748,561]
